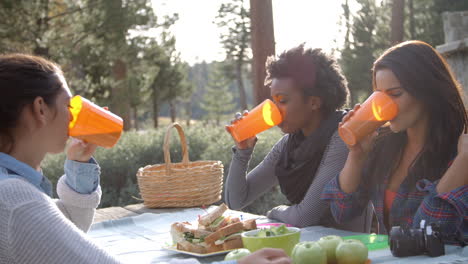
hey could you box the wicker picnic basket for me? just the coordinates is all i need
[136,123,223,208]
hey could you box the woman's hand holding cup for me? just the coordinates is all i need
[340,104,376,160]
[66,138,98,163]
[225,110,257,150]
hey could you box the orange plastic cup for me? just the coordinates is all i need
[68,96,124,148]
[226,99,283,142]
[339,91,398,146]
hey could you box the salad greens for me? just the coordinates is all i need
[254,224,292,237]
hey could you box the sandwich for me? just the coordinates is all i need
[203,221,244,250]
[170,203,257,253]
[198,203,233,231]
[170,222,214,254]
[170,222,212,244]
[201,219,257,251]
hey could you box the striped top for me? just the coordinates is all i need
[225,131,365,229]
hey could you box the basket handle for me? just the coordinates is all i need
[163,123,190,170]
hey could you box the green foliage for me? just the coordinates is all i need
[340,0,387,105]
[42,125,285,212]
[215,0,251,110]
[0,0,190,130]
[406,0,468,46]
[216,0,251,63]
[201,62,236,125]
[338,0,468,106]
[186,61,253,121]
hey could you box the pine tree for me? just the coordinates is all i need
[201,63,235,125]
[339,0,386,105]
[215,0,251,110]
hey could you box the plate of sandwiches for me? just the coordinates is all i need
[165,203,257,257]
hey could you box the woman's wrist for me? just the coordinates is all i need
[348,150,368,166]
[339,152,367,193]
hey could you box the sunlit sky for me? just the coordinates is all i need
[151,0,358,65]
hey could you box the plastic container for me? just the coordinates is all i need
[68,95,123,148]
[226,99,282,142]
[342,234,389,251]
[242,227,301,256]
[339,91,398,146]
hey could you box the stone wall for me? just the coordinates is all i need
[436,11,468,100]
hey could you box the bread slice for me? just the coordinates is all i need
[177,240,207,254]
[170,222,194,244]
[193,229,212,238]
[203,230,222,245]
[205,215,232,232]
[204,222,244,245]
[206,243,224,253]
[198,203,228,226]
[222,235,243,250]
[220,222,244,237]
[242,219,257,230]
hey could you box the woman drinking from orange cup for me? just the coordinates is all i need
[338,91,398,146]
[322,41,468,245]
[0,54,291,264]
[68,95,123,148]
[225,44,372,231]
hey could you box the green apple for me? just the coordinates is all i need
[335,239,368,264]
[318,235,343,264]
[291,241,327,264]
[224,248,251,261]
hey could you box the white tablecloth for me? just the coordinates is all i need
[88,208,468,264]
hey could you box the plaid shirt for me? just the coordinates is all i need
[321,172,468,244]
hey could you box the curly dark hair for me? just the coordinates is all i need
[264,44,349,114]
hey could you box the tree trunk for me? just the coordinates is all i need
[152,92,159,128]
[185,100,192,127]
[34,0,50,57]
[408,0,415,39]
[250,0,275,105]
[236,60,248,110]
[131,106,139,130]
[111,59,131,131]
[153,101,159,128]
[169,100,176,123]
[391,0,405,45]
[343,0,351,48]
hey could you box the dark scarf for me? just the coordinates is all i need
[275,110,346,204]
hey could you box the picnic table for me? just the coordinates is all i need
[92,204,467,264]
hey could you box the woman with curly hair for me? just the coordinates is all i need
[225,44,371,230]
[322,40,467,244]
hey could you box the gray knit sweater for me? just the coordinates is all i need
[225,131,350,228]
[0,175,121,264]
[0,159,234,264]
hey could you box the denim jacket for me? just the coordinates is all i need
[0,152,100,196]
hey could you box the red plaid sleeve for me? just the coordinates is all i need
[321,175,370,223]
[413,180,468,243]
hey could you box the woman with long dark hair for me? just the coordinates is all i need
[322,40,468,243]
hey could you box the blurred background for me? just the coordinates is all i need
[2,0,466,213]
